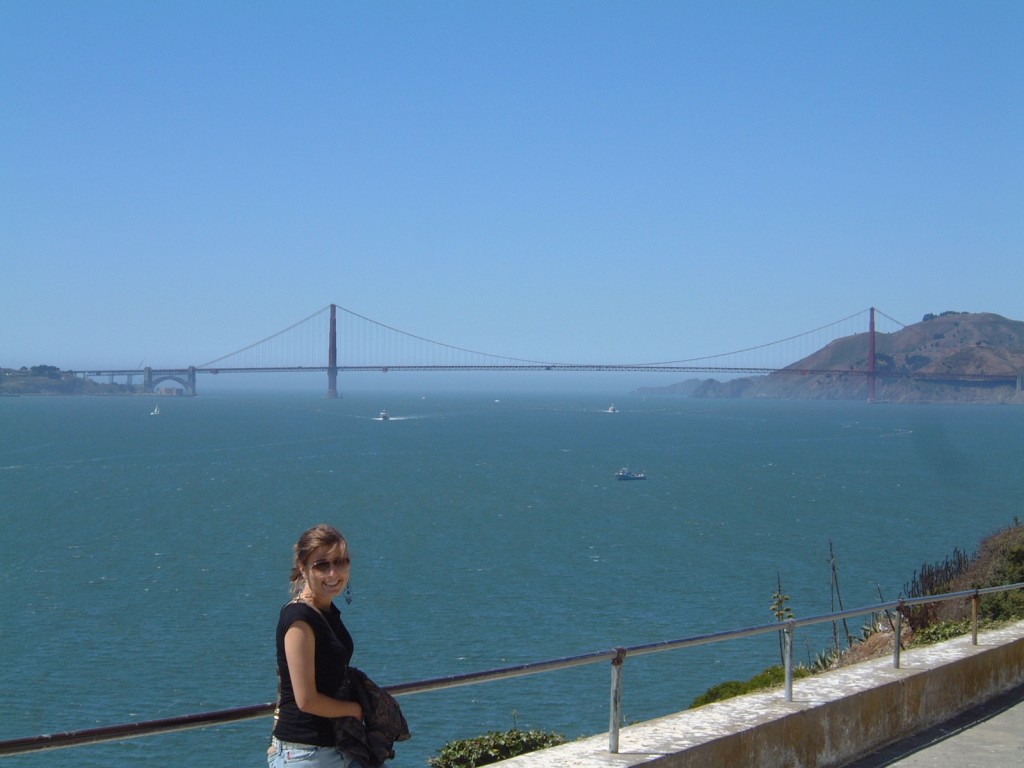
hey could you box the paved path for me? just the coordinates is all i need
[845,682,1024,767]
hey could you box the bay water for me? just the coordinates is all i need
[2,390,1023,766]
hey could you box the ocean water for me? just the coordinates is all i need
[2,390,1023,766]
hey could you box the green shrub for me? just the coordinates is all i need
[428,728,567,768]
[976,528,1024,621]
[690,664,811,708]
[910,619,972,647]
[690,679,750,707]
[910,522,1024,626]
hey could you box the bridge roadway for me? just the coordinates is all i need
[73,364,1021,397]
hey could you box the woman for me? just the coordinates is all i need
[269,524,365,768]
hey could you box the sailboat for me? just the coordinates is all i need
[150,405,160,416]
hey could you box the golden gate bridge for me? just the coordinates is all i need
[69,304,1008,398]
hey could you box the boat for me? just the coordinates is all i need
[606,404,618,413]
[379,410,390,421]
[615,467,645,481]
[150,405,160,416]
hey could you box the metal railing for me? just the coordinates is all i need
[3,583,1022,758]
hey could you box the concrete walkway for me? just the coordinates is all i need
[844,681,1024,767]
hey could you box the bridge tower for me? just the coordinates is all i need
[867,307,876,402]
[326,304,339,399]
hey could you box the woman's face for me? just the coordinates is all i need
[303,543,351,605]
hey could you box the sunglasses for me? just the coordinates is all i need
[310,557,351,574]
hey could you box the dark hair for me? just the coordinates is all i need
[290,524,348,596]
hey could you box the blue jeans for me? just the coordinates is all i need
[268,737,366,768]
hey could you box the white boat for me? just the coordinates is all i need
[379,410,390,421]
[615,467,646,481]
[606,404,618,413]
[150,405,160,416]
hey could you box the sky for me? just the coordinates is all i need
[2,1,1022,381]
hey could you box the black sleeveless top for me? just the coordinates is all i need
[273,601,355,746]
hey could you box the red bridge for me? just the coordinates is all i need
[72,305,1021,398]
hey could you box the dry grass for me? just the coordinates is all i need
[832,622,916,669]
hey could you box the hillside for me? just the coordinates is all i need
[636,312,1024,404]
[0,366,136,396]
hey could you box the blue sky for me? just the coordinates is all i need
[2,1,1021,377]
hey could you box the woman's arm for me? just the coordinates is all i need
[283,621,363,720]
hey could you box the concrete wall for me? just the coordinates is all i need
[492,620,1024,767]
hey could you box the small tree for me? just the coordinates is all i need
[771,573,793,666]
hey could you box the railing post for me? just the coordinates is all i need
[893,603,903,669]
[609,648,626,753]
[784,619,795,702]
[972,591,979,645]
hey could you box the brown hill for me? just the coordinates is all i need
[638,312,1024,404]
